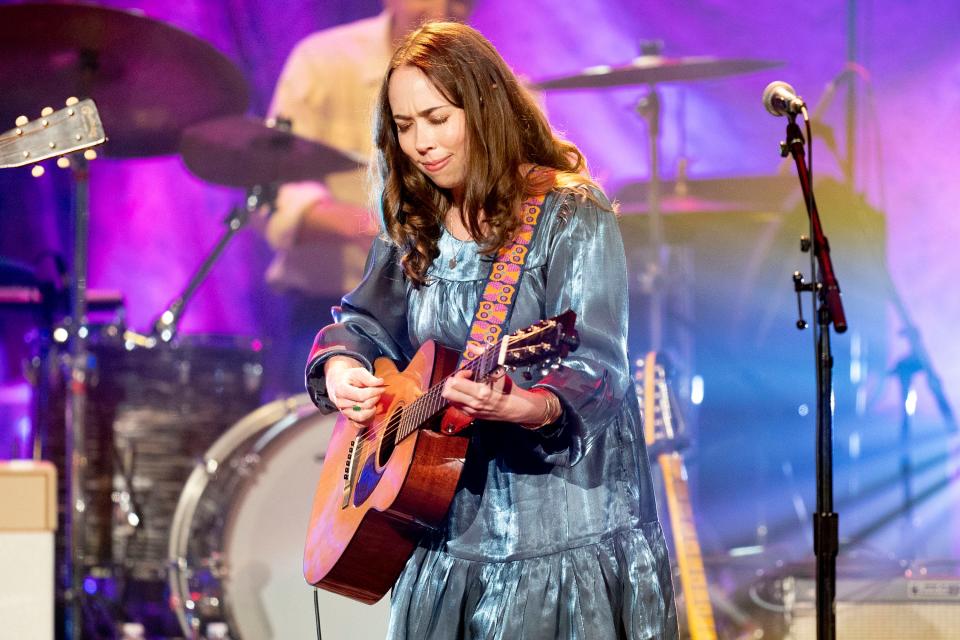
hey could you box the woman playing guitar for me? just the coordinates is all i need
[305,21,678,640]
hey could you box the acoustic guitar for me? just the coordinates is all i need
[304,310,580,603]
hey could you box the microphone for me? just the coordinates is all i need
[762,81,806,117]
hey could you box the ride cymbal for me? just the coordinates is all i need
[0,3,249,157]
[533,56,781,90]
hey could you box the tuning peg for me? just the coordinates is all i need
[57,157,71,169]
[40,106,54,117]
[15,115,28,127]
[550,362,561,370]
[31,165,45,178]
[83,149,97,161]
[65,96,79,107]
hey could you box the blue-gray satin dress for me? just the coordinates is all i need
[305,189,678,639]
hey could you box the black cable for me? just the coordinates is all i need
[314,588,323,640]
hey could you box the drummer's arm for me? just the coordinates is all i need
[266,43,376,247]
[265,181,374,251]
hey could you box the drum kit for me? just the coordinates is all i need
[0,3,786,639]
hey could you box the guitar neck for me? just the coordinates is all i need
[659,453,718,640]
[395,344,501,440]
[394,310,578,440]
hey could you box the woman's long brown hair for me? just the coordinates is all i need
[373,21,605,287]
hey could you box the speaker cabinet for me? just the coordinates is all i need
[784,577,960,639]
[0,460,57,640]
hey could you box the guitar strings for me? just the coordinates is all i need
[349,335,506,447]
[0,112,69,152]
[346,318,559,448]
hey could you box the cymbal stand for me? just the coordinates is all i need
[887,279,957,555]
[66,155,91,640]
[781,111,847,640]
[635,77,665,352]
[149,185,276,342]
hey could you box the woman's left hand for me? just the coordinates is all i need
[442,367,548,426]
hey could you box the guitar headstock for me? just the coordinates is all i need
[0,98,106,171]
[501,309,580,373]
[635,351,689,453]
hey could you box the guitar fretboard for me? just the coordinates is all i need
[395,342,501,440]
[640,352,718,640]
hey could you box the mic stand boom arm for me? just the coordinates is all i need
[783,119,847,334]
[781,115,847,640]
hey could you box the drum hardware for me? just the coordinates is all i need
[1,97,108,639]
[179,115,366,188]
[152,113,366,343]
[530,52,781,91]
[615,175,798,218]
[168,395,391,640]
[0,3,254,635]
[0,3,250,158]
[38,331,266,637]
[150,183,279,344]
[534,43,781,355]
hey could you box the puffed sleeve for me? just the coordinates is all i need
[531,192,632,465]
[303,236,413,411]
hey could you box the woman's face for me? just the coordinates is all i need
[388,65,468,194]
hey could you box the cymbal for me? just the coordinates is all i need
[179,116,366,187]
[616,175,798,215]
[532,56,781,90]
[0,3,249,157]
[618,194,751,216]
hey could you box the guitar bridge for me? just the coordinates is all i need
[341,434,364,509]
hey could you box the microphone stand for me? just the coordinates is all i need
[780,112,847,640]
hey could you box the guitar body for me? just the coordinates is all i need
[303,341,470,603]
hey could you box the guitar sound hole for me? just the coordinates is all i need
[376,407,404,469]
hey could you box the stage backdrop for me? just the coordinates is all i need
[1,0,957,563]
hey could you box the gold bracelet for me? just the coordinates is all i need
[523,389,562,430]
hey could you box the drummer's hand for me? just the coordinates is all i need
[441,346,551,427]
[324,356,384,426]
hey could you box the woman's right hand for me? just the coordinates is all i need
[324,355,385,426]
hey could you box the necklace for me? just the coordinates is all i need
[448,236,467,268]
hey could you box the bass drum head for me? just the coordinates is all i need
[168,394,390,639]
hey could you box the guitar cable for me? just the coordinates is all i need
[313,588,323,640]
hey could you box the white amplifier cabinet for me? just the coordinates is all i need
[785,576,960,640]
[0,461,57,640]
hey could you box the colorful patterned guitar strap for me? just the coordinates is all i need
[459,193,547,366]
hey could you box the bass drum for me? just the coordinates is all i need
[168,394,391,639]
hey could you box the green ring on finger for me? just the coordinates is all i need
[352,404,362,412]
